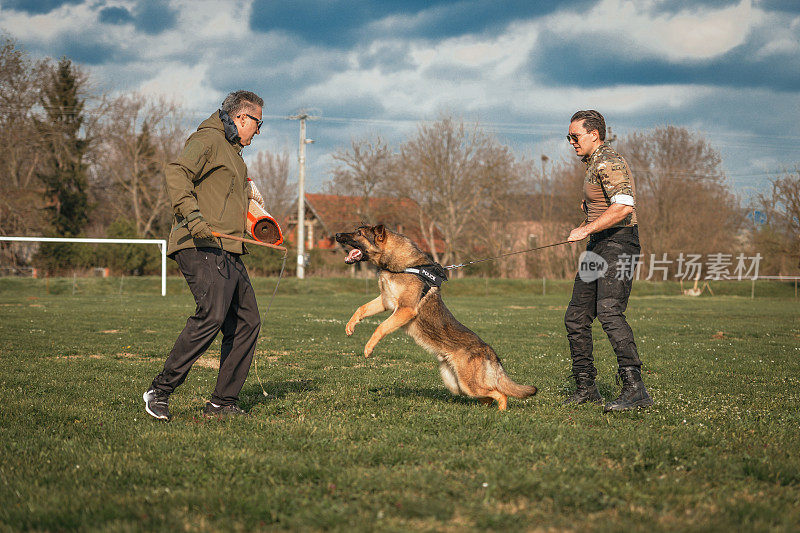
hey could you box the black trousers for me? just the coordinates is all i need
[151,248,261,405]
[564,227,642,378]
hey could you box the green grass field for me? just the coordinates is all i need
[1,277,798,531]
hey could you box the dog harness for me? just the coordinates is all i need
[403,263,448,297]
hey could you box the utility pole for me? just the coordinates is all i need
[540,154,549,220]
[287,112,317,279]
[540,154,550,277]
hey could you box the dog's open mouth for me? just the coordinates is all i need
[344,248,363,264]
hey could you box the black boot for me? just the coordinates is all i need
[604,366,653,412]
[563,372,603,405]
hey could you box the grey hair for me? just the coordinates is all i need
[221,90,264,116]
[570,110,606,141]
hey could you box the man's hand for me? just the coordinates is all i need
[568,226,591,242]
[570,203,632,242]
[188,216,214,241]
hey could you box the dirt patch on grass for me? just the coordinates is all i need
[116,351,220,369]
[255,350,291,357]
[506,305,563,311]
[193,357,219,369]
[52,352,221,369]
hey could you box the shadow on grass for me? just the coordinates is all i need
[239,379,320,410]
[386,385,478,407]
[557,378,619,404]
[597,382,619,400]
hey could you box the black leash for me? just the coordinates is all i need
[443,240,572,271]
[395,240,573,296]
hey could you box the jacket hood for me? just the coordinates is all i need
[197,110,241,146]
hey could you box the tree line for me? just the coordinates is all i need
[325,120,798,278]
[0,37,293,275]
[1,36,797,278]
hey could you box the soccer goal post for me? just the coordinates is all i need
[0,236,168,296]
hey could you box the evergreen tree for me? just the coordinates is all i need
[34,57,91,272]
[36,57,90,237]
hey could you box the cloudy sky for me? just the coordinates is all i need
[1,0,798,197]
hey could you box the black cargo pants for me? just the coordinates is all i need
[151,247,261,405]
[564,226,642,378]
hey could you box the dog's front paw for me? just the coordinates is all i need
[345,320,357,336]
[364,343,375,358]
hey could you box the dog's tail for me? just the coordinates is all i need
[497,372,537,399]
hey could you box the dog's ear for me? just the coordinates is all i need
[374,224,386,243]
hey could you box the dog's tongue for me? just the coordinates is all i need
[345,249,363,263]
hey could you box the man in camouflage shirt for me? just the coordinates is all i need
[564,110,653,412]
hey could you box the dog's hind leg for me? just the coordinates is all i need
[485,390,508,411]
[438,361,461,395]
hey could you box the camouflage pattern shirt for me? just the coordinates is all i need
[582,143,637,227]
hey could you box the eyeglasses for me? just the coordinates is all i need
[241,113,263,131]
[566,131,591,144]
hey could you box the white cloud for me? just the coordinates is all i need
[0,2,98,43]
[300,22,542,117]
[756,37,799,57]
[418,22,538,73]
[2,0,797,192]
[171,0,250,40]
[515,84,716,117]
[753,11,800,58]
[299,15,714,122]
[548,0,760,61]
[137,62,218,111]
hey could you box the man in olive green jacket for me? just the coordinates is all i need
[144,90,265,420]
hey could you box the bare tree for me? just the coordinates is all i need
[0,37,46,191]
[397,115,523,266]
[0,37,49,265]
[491,156,586,278]
[323,137,396,224]
[754,170,800,274]
[617,126,741,262]
[248,150,295,224]
[93,93,183,238]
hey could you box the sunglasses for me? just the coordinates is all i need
[242,113,263,131]
[566,131,591,143]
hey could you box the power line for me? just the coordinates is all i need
[206,112,800,143]
[17,105,800,148]
[10,107,798,183]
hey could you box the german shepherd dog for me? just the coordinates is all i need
[335,224,537,410]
